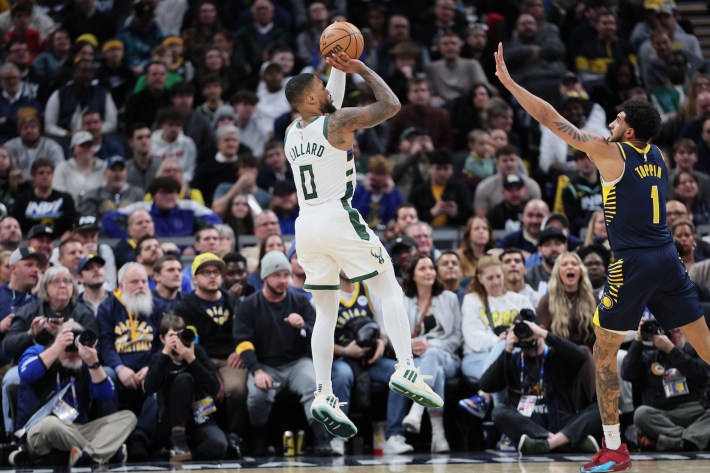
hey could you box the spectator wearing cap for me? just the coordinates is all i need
[486,173,529,232]
[44,59,118,139]
[102,177,221,238]
[0,216,22,253]
[0,63,41,142]
[286,241,310,300]
[97,261,160,460]
[11,158,77,235]
[0,247,44,349]
[179,226,220,293]
[193,125,246,207]
[407,150,472,228]
[82,155,146,221]
[3,107,64,180]
[174,253,246,448]
[118,0,166,74]
[496,199,550,258]
[124,61,171,131]
[475,146,542,217]
[96,39,135,112]
[525,227,568,293]
[62,0,117,44]
[71,215,118,290]
[388,234,417,282]
[26,224,54,261]
[561,151,603,236]
[53,130,108,204]
[387,78,452,153]
[254,62,289,137]
[80,109,125,161]
[539,94,608,176]
[270,180,299,235]
[0,1,55,37]
[170,81,214,157]
[150,107,197,182]
[233,250,331,456]
[352,155,403,231]
[77,253,108,314]
[212,154,272,214]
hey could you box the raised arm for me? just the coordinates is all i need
[494,43,621,178]
[326,52,401,132]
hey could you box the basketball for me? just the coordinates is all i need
[320,21,364,59]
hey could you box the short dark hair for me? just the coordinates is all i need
[232,89,258,105]
[135,234,159,255]
[159,312,185,337]
[153,254,181,274]
[223,252,246,265]
[500,247,525,261]
[81,109,102,120]
[201,73,223,89]
[576,244,611,269]
[622,100,661,142]
[285,73,316,106]
[148,176,181,195]
[156,107,184,126]
[237,153,259,170]
[495,145,518,158]
[31,158,55,175]
[170,81,195,98]
[130,123,151,138]
[195,225,218,241]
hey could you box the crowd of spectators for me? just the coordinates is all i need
[0,0,709,465]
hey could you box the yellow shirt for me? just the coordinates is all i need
[431,184,447,227]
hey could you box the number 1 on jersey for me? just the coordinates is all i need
[651,185,659,224]
[299,164,318,200]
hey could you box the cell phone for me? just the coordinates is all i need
[247,194,263,216]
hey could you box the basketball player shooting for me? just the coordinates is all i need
[494,42,710,472]
[283,52,444,439]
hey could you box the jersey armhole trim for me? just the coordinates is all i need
[323,116,330,139]
[600,143,625,187]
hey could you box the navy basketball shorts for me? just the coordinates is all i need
[594,243,704,332]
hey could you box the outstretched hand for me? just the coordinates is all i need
[494,42,514,89]
[325,52,365,74]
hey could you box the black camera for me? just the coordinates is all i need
[641,319,663,341]
[65,329,97,352]
[341,317,381,358]
[513,309,536,339]
[179,328,196,347]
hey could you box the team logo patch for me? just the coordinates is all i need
[357,295,368,306]
[601,294,614,309]
[370,248,385,264]
[651,362,666,376]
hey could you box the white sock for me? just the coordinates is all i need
[603,423,622,450]
[311,290,339,396]
[367,270,414,360]
[397,356,415,368]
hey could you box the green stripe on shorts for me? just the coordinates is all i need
[304,284,340,290]
[350,270,378,283]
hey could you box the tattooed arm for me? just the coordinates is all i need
[324,52,401,149]
[494,43,623,181]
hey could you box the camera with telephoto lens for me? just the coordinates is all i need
[179,327,196,347]
[641,319,663,341]
[341,317,381,359]
[513,309,538,349]
[65,329,97,352]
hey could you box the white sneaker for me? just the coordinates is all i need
[402,404,423,434]
[431,433,450,453]
[330,438,345,456]
[389,364,443,408]
[310,392,358,439]
[384,435,414,454]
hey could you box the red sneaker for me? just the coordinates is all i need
[580,439,632,472]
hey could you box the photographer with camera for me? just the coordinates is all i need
[330,271,412,456]
[143,313,227,462]
[621,319,710,451]
[11,320,136,467]
[480,311,602,455]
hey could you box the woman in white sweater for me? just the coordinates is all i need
[458,255,534,417]
[401,254,462,453]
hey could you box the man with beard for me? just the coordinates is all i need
[97,263,159,461]
[487,174,529,232]
[72,216,117,290]
[180,226,220,293]
[436,250,468,305]
[11,321,136,467]
[286,242,309,300]
[497,199,550,258]
[233,251,331,456]
[222,252,254,301]
[135,235,164,290]
[152,255,183,314]
[525,228,567,294]
[81,156,145,220]
[112,209,154,270]
[500,248,542,308]
[77,254,108,315]
[0,217,23,252]
[26,224,54,261]
[173,253,244,458]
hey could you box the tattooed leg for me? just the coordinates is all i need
[593,325,626,425]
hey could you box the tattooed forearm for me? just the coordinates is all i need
[360,66,401,118]
[593,328,625,425]
[554,121,593,143]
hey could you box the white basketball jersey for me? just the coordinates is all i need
[284,116,355,208]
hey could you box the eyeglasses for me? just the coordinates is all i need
[197,269,221,277]
[50,279,73,286]
[667,211,688,216]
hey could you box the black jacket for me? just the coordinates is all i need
[173,290,239,360]
[408,178,473,226]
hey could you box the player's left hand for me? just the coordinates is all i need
[284,313,305,329]
[494,43,514,88]
[325,52,366,74]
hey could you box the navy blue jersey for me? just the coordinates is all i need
[602,142,674,252]
[335,282,376,345]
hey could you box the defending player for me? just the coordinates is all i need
[494,42,710,472]
[283,53,444,439]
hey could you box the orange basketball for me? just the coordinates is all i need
[320,21,364,59]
